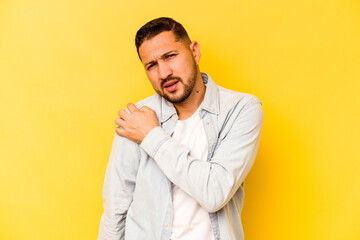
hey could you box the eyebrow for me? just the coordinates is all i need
[144,50,178,68]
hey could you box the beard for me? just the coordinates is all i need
[156,59,198,104]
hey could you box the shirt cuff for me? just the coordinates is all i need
[140,126,170,159]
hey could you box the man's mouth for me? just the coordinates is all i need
[163,79,179,92]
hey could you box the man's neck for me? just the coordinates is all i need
[174,75,206,120]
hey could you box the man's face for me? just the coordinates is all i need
[138,31,200,103]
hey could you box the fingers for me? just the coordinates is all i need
[115,118,129,138]
[117,104,155,124]
[118,109,129,120]
[140,105,152,112]
[121,103,152,114]
[127,103,138,113]
[115,117,127,127]
[115,127,126,137]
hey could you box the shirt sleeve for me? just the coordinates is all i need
[98,133,140,239]
[140,98,263,213]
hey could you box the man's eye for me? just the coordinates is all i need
[164,54,176,60]
[147,64,155,70]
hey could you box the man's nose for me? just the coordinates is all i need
[158,62,172,80]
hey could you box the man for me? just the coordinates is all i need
[98,17,263,240]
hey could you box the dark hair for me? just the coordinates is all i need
[135,17,191,59]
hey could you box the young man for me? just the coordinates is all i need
[98,17,263,240]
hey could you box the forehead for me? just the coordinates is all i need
[139,31,187,63]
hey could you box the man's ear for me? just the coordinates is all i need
[190,41,201,65]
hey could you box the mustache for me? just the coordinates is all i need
[161,76,182,87]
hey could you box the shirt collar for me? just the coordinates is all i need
[160,72,219,123]
[199,72,220,115]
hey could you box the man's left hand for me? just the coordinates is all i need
[115,103,160,144]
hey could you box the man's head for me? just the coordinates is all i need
[135,17,202,104]
[135,17,191,60]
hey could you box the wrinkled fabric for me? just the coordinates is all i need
[98,73,264,240]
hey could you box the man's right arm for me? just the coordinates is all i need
[98,133,140,240]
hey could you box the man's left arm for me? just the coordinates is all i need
[117,99,263,213]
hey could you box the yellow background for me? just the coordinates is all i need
[1,0,359,239]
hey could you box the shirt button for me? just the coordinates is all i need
[164,222,168,227]
[172,114,176,119]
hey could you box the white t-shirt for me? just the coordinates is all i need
[170,109,215,240]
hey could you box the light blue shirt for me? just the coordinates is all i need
[98,73,264,240]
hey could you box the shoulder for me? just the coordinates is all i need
[217,85,262,115]
[133,93,164,121]
[134,93,162,110]
[203,72,262,114]
[214,85,263,137]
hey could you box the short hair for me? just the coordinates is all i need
[135,17,191,59]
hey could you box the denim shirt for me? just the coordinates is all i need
[98,73,263,240]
